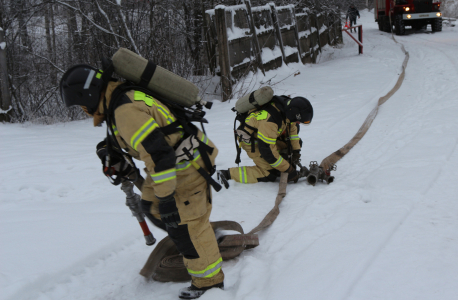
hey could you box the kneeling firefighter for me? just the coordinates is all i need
[217,89,313,186]
[60,61,224,299]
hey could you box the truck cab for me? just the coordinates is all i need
[374,0,442,35]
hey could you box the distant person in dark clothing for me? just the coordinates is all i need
[346,4,360,32]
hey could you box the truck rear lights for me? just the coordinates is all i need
[436,12,442,17]
[404,7,410,12]
[407,14,412,19]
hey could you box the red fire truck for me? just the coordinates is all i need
[374,0,443,35]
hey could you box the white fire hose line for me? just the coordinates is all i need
[320,33,410,170]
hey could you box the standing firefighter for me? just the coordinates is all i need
[60,64,224,299]
[217,94,313,186]
[346,4,361,32]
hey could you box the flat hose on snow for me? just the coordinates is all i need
[320,35,409,169]
[140,34,410,283]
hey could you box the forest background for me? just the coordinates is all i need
[1,0,457,123]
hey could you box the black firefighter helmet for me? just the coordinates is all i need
[285,97,313,124]
[60,64,106,115]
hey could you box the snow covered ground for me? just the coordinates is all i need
[1,10,457,300]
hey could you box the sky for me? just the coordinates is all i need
[1,9,457,300]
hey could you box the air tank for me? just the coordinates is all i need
[235,86,274,113]
[112,48,200,108]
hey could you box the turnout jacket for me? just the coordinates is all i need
[242,102,301,172]
[99,82,218,198]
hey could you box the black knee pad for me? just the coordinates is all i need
[140,199,167,231]
[167,224,200,259]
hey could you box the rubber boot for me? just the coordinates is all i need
[179,282,224,299]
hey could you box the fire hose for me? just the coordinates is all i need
[136,35,410,281]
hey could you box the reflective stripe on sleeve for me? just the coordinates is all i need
[290,134,300,141]
[270,156,283,168]
[151,168,177,183]
[257,132,276,144]
[187,257,222,278]
[130,118,159,150]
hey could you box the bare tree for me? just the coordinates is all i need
[1,0,345,123]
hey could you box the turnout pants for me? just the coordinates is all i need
[229,142,285,183]
[142,170,224,288]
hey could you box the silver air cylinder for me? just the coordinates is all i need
[112,48,200,107]
[235,86,274,113]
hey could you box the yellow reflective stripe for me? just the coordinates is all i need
[130,118,159,150]
[290,135,300,140]
[156,104,176,124]
[239,166,248,183]
[187,257,222,278]
[245,115,254,123]
[96,70,103,79]
[134,91,154,106]
[134,91,177,124]
[257,132,276,144]
[112,125,119,136]
[151,168,176,183]
[255,111,268,120]
[270,156,283,168]
[200,133,209,145]
[242,140,257,146]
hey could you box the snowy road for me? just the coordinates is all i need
[1,10,457,300]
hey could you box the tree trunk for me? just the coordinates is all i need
[45,3,57,85]
[0,28,12,122]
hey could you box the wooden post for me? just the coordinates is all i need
[0,27,12,122]
[203,12,215,75]
[215,7,232,101]
[291,8,303,64]
[269,3,286,64]
[244,0,265,75]
[315,13,322,53]
[202,0,214,75]
[358,25,363,54]
[307,14,314,62]
[327,13,333,45]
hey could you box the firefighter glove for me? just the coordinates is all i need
[287,165,299,183]
[292,150,301,166]
[158,193,181,228]
[96,140,130,177]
